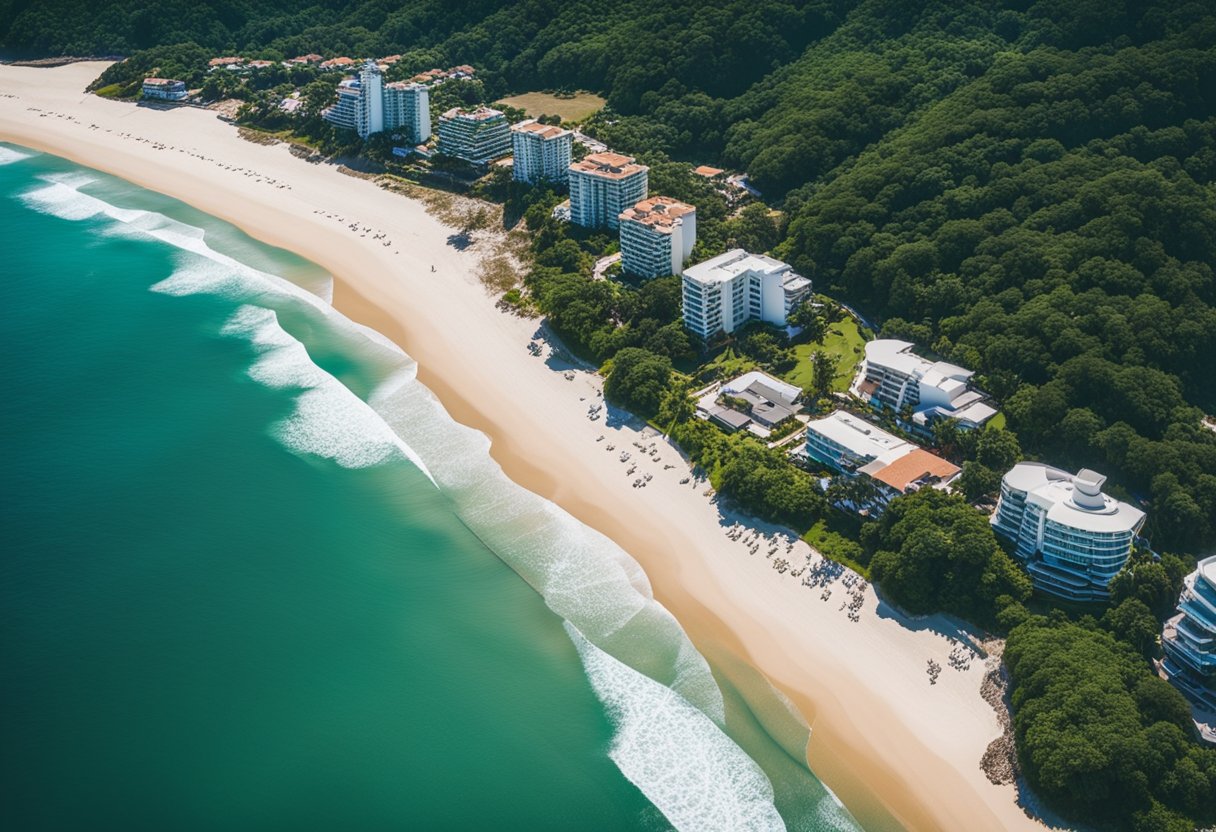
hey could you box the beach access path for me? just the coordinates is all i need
[0,62,1050,832]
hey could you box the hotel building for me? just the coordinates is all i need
[323,61,430,142]
[991,463,1146,601]
[141,78,188,101]
[510,120,573,185]
[437,107,511,164]
[802,410,960,510]
[568,152,649,230]
[681,249,811,341]
[619,197,697,279]
[384,81,430,144]
[1162,556,1216,742]
[854,339,997,433]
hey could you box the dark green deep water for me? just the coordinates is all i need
[0,145,862,832]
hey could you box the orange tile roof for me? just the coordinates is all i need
[379,55,401,63]
[290,54,323,63]
[870,449,960,492]
[694,165,725,177]
[619,196,695,232]
[209,56,243,66]
[512,119,570,139]
[321,57,355,67]
[571,151,648,180]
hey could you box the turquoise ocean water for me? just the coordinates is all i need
[0,143,865,832]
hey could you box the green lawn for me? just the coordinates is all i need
[783,316,870,393]
[496,91,606,123]
[694,346,757,381]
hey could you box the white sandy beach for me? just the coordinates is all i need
[0,62,1051,832]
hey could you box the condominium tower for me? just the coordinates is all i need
[384,81,430,144]
[618,196,697,279]
[568,152,649,230]
[437,107,511,164]
[991,463,1146,601]
[510,120,573,184]
[681,249,811,341]
[323,61,431,142]
[1161,556,1216,741]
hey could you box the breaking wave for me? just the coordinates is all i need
[16,169,846,831]
[0,144,36,166]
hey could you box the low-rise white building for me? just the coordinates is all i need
[681,249,811,341]
[854,339,997,433]
[510,120,573,185]
[141,78,188,101]
[802,410,959,508]
[437,107,511,164]
[568,152,649,230]
[992,463,1146,601]
[696,371,801,437]
[619,196,696,279]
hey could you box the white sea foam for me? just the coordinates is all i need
[20,167,833,828]
[220,305,434,479]
[567,625,786,832]
[0,145,36,166]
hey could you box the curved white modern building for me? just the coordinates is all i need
[1162,556,1216,737]
[991,463,1145,601]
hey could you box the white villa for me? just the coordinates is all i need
[803,410,960,507]
[681,249,811,342]
[568,152,649,230]
[437,106,511,164]
[1162,555,1216,744]
[510,120,573,185]
[854,339,997,433]
[991,463,1146,601]
[323,61,431,142]
[141,78,188,101]
[696,371,801,437]
[619,196,697,279]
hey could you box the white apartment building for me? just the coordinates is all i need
[681,249,811,341]
[568,152,649,230]
[141,78,188,101]
[854,339,997,433]
[802,410,959,509]
[510,120,573,184]
[618,196,696,279]
[384,81,430,144]
[323,61,430,141]
[1162,556,1216,740]
[992,463,1146,601]
[437,107,511,164]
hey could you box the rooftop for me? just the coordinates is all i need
[511,119,572,140]
[868,448,960,492]
[441,106,505,122]
[321,57,355,67]
[143,78,182,86]
[806,410,912,461]
[694,165,725,177]
[1201,555,1216,590]
[385,80,427,91]
[570,151,648,180]
[1002,462,1146,534]
[721,371,800,406]
[619,196,695,233]
[683,248,793,284]
[865,339,973,385]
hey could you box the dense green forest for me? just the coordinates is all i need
[4,3,1215,828]
[3,0,1211,553]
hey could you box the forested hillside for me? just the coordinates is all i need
[2,0,1212,551]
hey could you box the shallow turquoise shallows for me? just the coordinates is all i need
[0,144,863,832]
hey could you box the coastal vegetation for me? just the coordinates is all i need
[6,2,1215,829]
[495,91,605,123]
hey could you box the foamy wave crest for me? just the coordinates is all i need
[567,625,785,832]
[368,366,726,723]
[221,305,433,479]
[0,145,36,166]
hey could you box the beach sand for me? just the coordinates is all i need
[0,62,1050,832]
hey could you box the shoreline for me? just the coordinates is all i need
[1,62,1048,832]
